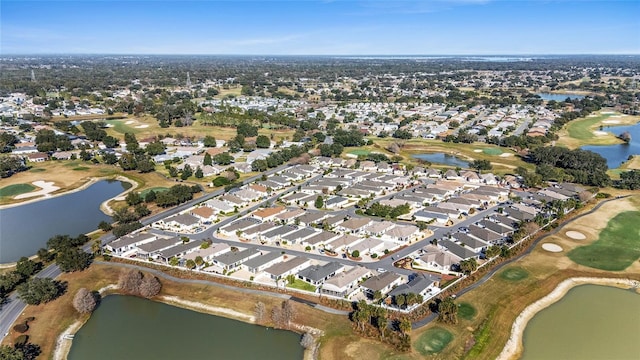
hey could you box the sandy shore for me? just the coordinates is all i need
[14,180,60,199]
[497,277,640,360]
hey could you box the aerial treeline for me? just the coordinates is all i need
[364,203,411,219]
[528,146,610,187]
[0,154,28,178]
[250,144,312,172]
[615,169,640,190]
[0,257,42,299]
[45,234,93,272]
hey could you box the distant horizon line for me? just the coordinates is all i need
[2,53,640,57]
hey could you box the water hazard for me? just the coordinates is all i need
[68,295,304,360]
[521,284,640,360]
[0,180,128,263]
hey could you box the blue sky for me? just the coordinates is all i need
[1,0,639,55]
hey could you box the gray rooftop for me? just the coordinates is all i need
[297,262,344,283]
[158,240,204,259]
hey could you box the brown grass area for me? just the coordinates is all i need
[410,193,640,360]
[620,155,640,170]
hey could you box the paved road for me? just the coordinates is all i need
[411,195,629,329]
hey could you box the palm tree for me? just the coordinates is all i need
[399,318,412,336]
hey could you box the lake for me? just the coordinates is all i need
[537,93,585,101]
[68,295,304,360]
[581,122,640,168]
[412,153,470,168]
[521,284,640,360]
[0,180,128,263]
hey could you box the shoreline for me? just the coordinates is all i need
[496,277,640,360]
[53,289,320,360]
[0,175,136,211]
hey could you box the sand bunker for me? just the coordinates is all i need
[15,180,60,199]
[600,111,615,114]
[499,153,513,157]
[602,119,621,124]
[593,131,608,136]
[566,231,586,240]
[542,243,563,252]
[125,120,135,124]
[135,125,149,128]
[473,149,482,153]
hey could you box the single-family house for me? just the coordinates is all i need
[190,207,216,223]
[243,252,285,273]
[252,206,286,222]
[158,240,204,263]
[468,224,502,244]
[297,262,344,286]
[416,245,462,273]
[106,233,157,255]
[388,274,440,301]
[263,256,312,280]
[321,266,372,298]
[183,243,231,263]
[382,224,420,243]
[211,247,261,271]
[360,272,404,297]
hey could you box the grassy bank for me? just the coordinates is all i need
[556,110,640,149]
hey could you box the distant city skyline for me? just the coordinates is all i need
[2,0,639,55]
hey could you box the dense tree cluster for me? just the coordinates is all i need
[365,202,411,219]
[436,297,458,324]
[250,144,310,172]
[16,277,65,305]
[0,257,42,298]
[616,169,640,190]
[0,155,27,178]
[528,146,610,187]
[154,184,200,207]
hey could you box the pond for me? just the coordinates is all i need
[68,295,303,360]
[581,122,640,168]
[0,180,128,263]
[412,153,470,168]
[521,284,640,360]
[536,93,585,101]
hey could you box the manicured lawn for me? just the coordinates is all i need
[457,302,477,320]
[566,113,612,140]
[72,166,90,171]
[498,267,529,282]
[568,211,640,271]
[107,119,140,134]
[482,148,503,155]
[285,279,317,292]
[0,183,36,197]
[140,187,169,197]
[349,149,370,156]
[414,327,453,355]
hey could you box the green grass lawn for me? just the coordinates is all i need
[285,279,317,292]
[140,187,169,197]
[457,302,477,321]
[0,183,36,197]
[72,166,90,171]
[107,120,140,134]
[498,267,530,281]
[414,327,453,355]
[349,149,371,156]
[482,148,503,155]
[566,113,612,140]
[568,211,640,271]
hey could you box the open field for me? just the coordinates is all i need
[567,211,640,271]
[0,183,36,198]
[366,138,533,174]
[410,193,640,360]
[102,113,296,142]
[215,86,243,99]
[556,110,640,149]
[498,267,529,282]
[620,155,640,170]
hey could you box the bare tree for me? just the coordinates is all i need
[254,301,266,323]
[386,142,401,154]
[281,300,296,327]
[139,274,162,298]
[72,288,97,314]
[118,269,143,294]
[271,306,283,328]
[300,332,315,349]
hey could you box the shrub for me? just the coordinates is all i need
[118,269,143,294]
[13,323,28,333]
[73,288,97,314]
[139,274,162,298]
[14,335,28,347]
